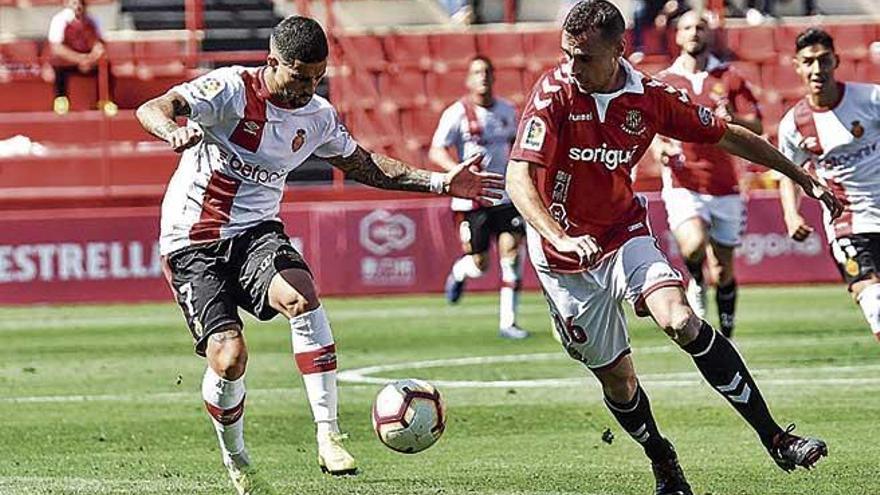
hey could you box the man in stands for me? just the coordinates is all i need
[48,0,106,114]
[506,1,838,494]
[431,55,528,340]
[778,27,880,343]
[136,16,502,495]
[654,10,763,338]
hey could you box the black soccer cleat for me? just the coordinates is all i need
[651,442,693,495]
[769,424,828,472]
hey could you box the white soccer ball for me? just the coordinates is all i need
[371,378,446,454]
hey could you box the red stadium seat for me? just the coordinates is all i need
[105,40,136,78]
[858,60,880,82]
[828,24,874,61]
[135,40,186,79]
[522,31,561,74]
[428,32,477,72]
[328,71,379,112]
[836,60,859,82]
[729,26,777,63]
[730,61,762,89]
[493,67,526,107]
[476,31,525,69]
[760,62,803,102]
[759,99,784,141]
[341,108,401,150]
[377,70,427,112]
[772,24,804,60]
[384,34,432,71]
[426,69,467,112]
[338,35,387,72]
[400,108,442,144]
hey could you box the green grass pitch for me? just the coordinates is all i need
[1,285,878,494]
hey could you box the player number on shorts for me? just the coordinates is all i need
[178,282,195,320]
[551,312,588,344]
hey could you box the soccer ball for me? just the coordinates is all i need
[371,378,446,454]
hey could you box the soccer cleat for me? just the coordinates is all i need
[444,273,466,304]
[223,450,276,495]
[769,424,828,472]
[317,431,357,476]
[651,442,693,495]
[686,278,707,319]
[499,325,530,340]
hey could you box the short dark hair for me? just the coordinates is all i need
[271,15,328,64]
[563,0,626,41]
[469,55,494,73]
[795,27,835,53]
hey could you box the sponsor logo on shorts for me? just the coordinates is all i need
[845,258,860,276]
[521,117,546,151]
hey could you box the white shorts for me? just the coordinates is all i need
[662,188,746,247]
[534,236,683,370]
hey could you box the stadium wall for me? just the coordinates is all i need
[0,192,839,305]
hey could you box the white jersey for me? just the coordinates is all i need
[778,82,880,241]
[159,66,357,255]
[431,98,517,211]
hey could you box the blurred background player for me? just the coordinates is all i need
[431,56,529,340]
[778,27,880,343]
[654,10,763,338]
[137,15,503,495]
[507,1,839,493]
[47,0,106,114]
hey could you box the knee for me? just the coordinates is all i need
[271,272,320,318]
[206,328,248,380]
[681,242,707,263]
[656,303,700,344]
[601,370,638,404]
[276,288,318,317]
[472,253,490,273]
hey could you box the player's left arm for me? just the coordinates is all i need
[716,124,843,218]
[327,146,504,205]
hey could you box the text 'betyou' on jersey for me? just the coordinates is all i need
[568,144,640,171]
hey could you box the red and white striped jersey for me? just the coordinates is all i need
[159,66,357,255]
[656,55,761,196]
[510,60,727,273]
[778,82,880,241]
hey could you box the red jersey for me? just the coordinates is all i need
[656,56,760,195]
[510,60,727,273]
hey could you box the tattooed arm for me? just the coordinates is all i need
[136,91,203,153]
[328,146,505,205]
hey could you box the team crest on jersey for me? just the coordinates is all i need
[697,106,714,126]
[621,110,646,136]
[194,77,223,99]
[292,128,306,152]
[522,117,546,151]
[851,120,864,139]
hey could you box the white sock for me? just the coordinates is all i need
[290,306,339,436]
[499,256,521,328]
[857,283,880,338]
[452,255,484,282]
[201,366,246,458]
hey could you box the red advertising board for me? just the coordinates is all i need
[0,193,840,305]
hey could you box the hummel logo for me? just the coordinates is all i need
[569,113,593,121]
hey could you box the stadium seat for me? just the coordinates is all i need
[426,69,467,112]
[858,60,880,82]
[772,24,803,60]
[341,108,400,150]
[760,62,802,102]
[377,69,428,112]
[836,60,859,82]
[476,31,525,69]
[0,40,44,80]
[493,67,526,107]
[135,40,186,79]
[337,35,387,72]
[428,32,477,72]
[522,31,561,74]
[760,99,784,141]
[729,26,777,63]
[828,24,873,61]
[384,34,432,71]
[400,107,442,144]
[328,71,379,112]
[105,41,136,78]
[730,61,762,92]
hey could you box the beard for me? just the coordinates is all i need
[685,41,707,57]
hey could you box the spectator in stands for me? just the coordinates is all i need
[629,0,689,62]
[47,0,106,114]
[439,0,475,24]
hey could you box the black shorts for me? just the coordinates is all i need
[454,203,526,255]
[164,221,310,356]
[830,233,880,288]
